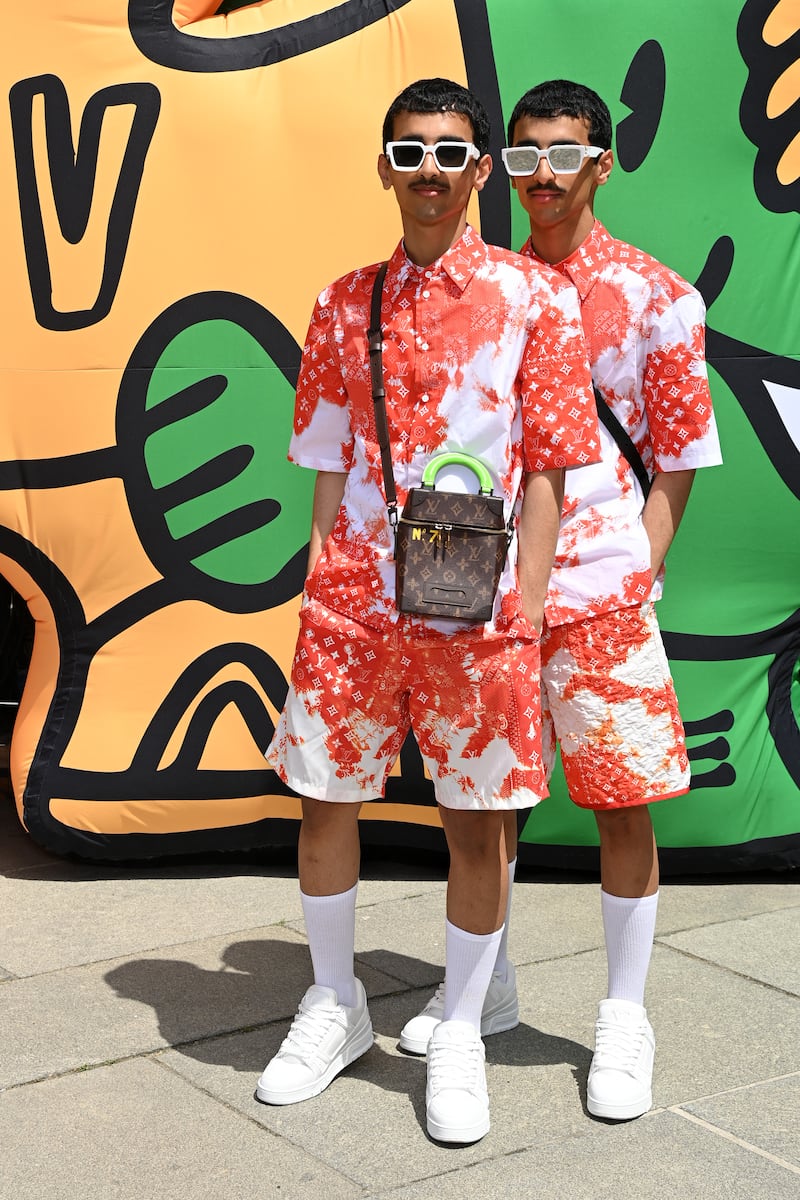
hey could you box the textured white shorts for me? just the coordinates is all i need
[540,603,690,809]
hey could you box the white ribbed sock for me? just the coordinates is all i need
[300,883,358,1008]
[601,888,659,1007]
[443,918,503,1032]
[493,857,517,983]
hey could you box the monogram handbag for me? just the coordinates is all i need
[368,264,513,622]
[396,452,512,620]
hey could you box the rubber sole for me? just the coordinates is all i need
[586,1090,652,1121]
[427,1110,490,1144]
[400,1003,519,1055]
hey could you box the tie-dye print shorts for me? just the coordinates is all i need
[540,602,690,809]
[266,599,546,810]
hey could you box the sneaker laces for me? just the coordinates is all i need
[428,1038,484,1093]
[593,1015,647,1072]
[278,998,339,1062]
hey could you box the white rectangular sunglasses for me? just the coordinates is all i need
[386,140,480,172]
[501,144,604,175]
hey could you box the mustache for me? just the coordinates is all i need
[525,182,566,195]
[410,176,449,190]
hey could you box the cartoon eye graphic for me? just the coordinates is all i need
[616,40,666,173]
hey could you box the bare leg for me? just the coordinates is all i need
[503,810,518,864]
[439,807,507,933]
[595,806,658,897]
[298,796,362,896]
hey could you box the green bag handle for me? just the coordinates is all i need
[421,452,494,495]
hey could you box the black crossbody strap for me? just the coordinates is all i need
[593,385,652,499]
[368,262,398,520]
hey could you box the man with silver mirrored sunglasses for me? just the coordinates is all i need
[403,77,723,1125]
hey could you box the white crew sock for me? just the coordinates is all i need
[601,888,659,1007]
[443,918,503,1032]
[493,857,517,983]
[300,883,358,1008]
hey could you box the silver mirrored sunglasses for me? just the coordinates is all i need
[501,144,604,176]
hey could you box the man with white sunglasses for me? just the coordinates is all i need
[403,78,722,1121]
[257,77,599,1144]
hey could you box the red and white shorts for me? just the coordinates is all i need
[540,603,690,810]
[267,599,545,810]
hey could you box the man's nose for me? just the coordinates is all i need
[532,153,555,180]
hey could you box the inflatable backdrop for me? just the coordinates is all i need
[1,0,798,868]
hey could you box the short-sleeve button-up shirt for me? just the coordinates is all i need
[291,226,599,636]
[521,221,723,626]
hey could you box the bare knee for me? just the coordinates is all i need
[302,797,360,829]
[439,808,507,933]
[595,805,653,847]
[299,798,361,892]
[439,807,506,862]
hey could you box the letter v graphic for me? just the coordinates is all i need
[9,74,160,331]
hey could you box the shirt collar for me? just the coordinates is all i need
[389,225,486,292]
[521,219,613,301]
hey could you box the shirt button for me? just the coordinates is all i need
[420,393,429,403]
[422,289,430,299]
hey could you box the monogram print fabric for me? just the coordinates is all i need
[522,221,723,626]
[268,599,547,809]
[290,227,599,637]
[540,603,690,809]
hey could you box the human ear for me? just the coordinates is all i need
[596,148,614,187]
[472,153,493,193]
[377,153,393,190]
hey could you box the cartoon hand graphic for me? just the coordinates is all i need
[684,709,735,790]
[739,0,800,212]
[117,292,311,612]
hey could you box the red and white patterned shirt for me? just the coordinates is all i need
[290,226,599,637]
[521,220,723,626]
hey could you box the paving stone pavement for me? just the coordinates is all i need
[2,787,799,1200]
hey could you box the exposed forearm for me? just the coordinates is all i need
[642,468,695,577]
[307,470,347,578]
[517,468,564,631]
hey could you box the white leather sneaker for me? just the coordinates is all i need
[399,963,519,1054]
[586,998,655,1120]
[256,981,373,1105]
[426,1020,490,1143]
